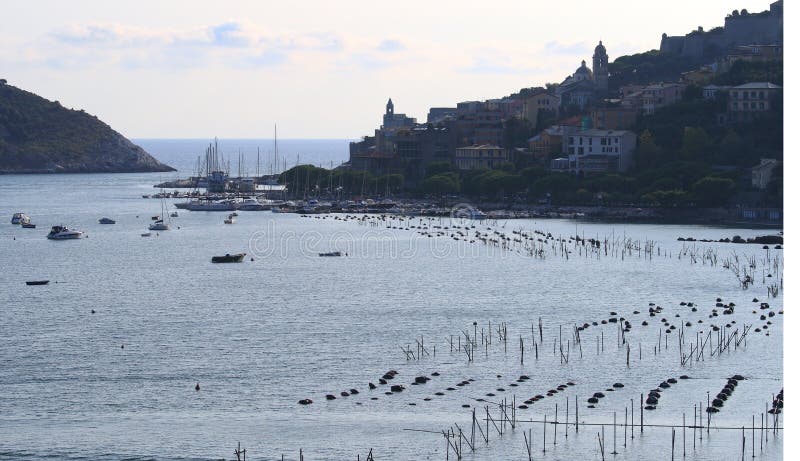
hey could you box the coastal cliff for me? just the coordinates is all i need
[0,80,175,173]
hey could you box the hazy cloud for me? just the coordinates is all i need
[30,21,348,70]
[376,39,405,53]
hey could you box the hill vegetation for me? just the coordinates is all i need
[0,80,174,173]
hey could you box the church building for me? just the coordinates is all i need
[556,41,609,110]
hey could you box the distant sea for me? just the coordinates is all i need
[133,138,354,177]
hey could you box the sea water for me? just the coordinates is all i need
[0,140,783,460]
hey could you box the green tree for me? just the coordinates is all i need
[634,130,665,170]
[682,84,703,101]
[425,161,454,177]
[642,189,691,207]
[717,130,747,165]
[679,127,713,161]
[691,176,736,207]
[421,173,460,195]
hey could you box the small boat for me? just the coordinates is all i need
[21,223,36,229]
[211,253,246,263]
[99,217,116,224]
[224,213,236,224]
[151,215,160,220]
[149,220,169,231]
[26,280,50,285]
[141,232,152,237]
[319,251,343,257]
[170,212,179,218]
[47,225,84,240]
[11,213,28,225]
[149,196,171,230]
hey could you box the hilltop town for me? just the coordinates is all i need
[317,1,782,223]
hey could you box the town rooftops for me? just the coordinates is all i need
[733,82,781,90]
[574,128,632,137]
[456,144,504,150]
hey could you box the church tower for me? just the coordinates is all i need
[386,98,394,115]
[592,41,609,92]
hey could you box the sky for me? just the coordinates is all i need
[0,0,780,139]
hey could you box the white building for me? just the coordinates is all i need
[562,129,637,174]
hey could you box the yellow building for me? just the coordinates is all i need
[454,145,510,170]
[522,92,559,128]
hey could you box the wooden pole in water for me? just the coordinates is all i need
[694,405,697,450]
[752,415,755,458]
[576,395,579,433]
[672,427,676,461]
[543,414,546,453]
[554,404,557,446]
[612,412,617,454]
[624,407,628,448]
[742,426,746,461]
[699,400,703,442]
[640,393,644,433]
[683,413,686,457]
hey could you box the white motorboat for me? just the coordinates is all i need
[11,213,28,225]
[47,225,84,240]
[224,213,236,224]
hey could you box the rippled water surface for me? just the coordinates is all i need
[0,143,784,460]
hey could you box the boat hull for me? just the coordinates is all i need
[211,253,246,263]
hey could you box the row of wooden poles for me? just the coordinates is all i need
[426,395,782,461]
[420,315,755,370]
[231,444,375,461]
[355,214,783,298]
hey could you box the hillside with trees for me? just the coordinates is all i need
[0,80,174,173]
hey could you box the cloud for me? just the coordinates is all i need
[208,22,251,47]
[376,39,405,53]
[24,21,349,70]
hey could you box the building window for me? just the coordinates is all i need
[759,102,765,109]
[732,102,738,109]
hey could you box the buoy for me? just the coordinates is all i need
[195,383,200,391]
